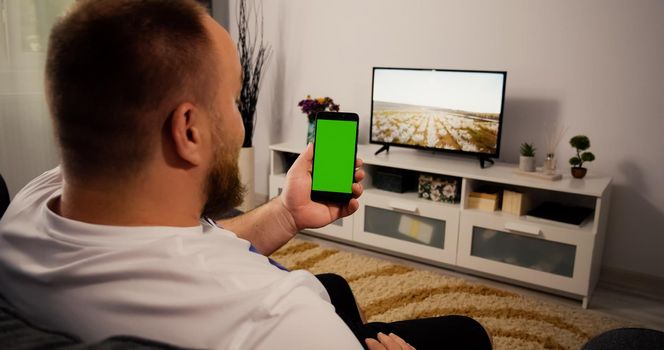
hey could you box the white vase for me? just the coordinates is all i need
[238,146,255,212]
[519,156,536,172]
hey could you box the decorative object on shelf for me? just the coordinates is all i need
[543,124,568,175]
[543,154,556,175]
[373,167,417,193]
[237,147,254,211]
[236,0,272,211]
[297,95,340,144]
[519,142,536,172]
[502,190,532,216]
[514,169,563,181]
[468,191,501,212]
[417,174,460,203]
[569,135,595,179]
[237,0,271,148]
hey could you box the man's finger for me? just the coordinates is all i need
[365,338,386,350]
[388,333,415,350]
[354,169,365,183]
[355,158,363,168]
[338,198,359,218]
[352,182,363,198]
[377,332,400,350]
[289,143,314,173]
[347,198,359,214]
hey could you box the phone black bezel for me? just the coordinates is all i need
[310,111,359,204]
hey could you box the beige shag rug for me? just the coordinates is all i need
[271,238,634,350]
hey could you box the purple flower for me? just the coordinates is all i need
[298,95,341,122]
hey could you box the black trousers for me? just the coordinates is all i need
[316,273,492,350]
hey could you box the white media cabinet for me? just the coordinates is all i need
[268,142,612,308]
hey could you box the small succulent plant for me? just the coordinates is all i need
[520,142,536,157]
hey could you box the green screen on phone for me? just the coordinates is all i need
[312,119,358,194]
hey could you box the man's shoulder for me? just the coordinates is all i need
[1,167,62,223]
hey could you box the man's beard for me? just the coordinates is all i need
[201,134,245,219]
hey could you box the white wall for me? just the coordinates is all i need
[237,0,664,279]
[0,1,68,199]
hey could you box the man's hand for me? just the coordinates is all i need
[219,144,362,255]
[366,333,416,350]
[280,143,364,231]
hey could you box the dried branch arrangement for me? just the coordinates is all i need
[237,0,272,147]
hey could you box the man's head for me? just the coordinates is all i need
[46,0,245,217]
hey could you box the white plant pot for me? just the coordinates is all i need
[519,156,536,172]
[238,146,255,212]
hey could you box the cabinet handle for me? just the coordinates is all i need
[389,201,418,214]
[504,222,541,236]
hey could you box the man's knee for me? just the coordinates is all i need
[316,273,346,284]
[454,315,492,349]
[315,273,350,293]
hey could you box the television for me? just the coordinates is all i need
[370,67,507,164]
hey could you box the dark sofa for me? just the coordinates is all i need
[0,295,187,349]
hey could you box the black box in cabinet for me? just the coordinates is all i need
[372,167,417,193]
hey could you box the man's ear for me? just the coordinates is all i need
[169,102,205,166]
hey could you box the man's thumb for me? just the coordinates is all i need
[290,143,313,172]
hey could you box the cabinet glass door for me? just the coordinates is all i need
[364,206,445,249]
[471,227,576,277]
[354,191,460,265]
[457,210,592,296]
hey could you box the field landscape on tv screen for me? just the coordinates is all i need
[371,69,505,155]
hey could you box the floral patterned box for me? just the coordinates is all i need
[418,174,461,203]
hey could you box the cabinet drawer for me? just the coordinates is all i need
[457,210,594,295]
[354,190,460,264]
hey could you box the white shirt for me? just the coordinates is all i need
[0,167,362,349]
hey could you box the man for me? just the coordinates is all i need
[0,1,491,349]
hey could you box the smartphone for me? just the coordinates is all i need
[311,112,359,203]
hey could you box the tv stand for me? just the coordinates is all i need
[374,144,390,156]
[478,156,494,169]
[268,142,612,308]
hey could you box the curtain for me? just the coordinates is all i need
[0,0,73,198]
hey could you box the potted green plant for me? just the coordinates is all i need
[519,142,536,172]
[569,135,595,179]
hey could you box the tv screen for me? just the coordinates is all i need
[370,67,506,157]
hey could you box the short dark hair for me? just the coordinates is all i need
[46,0,216,180]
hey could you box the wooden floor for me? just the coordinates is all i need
[299,234,664,332]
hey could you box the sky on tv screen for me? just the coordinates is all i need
[373,69,504,114]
